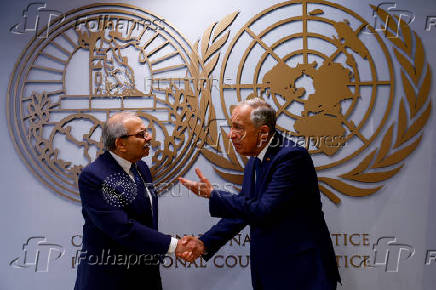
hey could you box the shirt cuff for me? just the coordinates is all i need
[167,237,179,254]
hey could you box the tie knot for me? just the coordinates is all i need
[130,163,140,180]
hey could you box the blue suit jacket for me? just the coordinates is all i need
[200,133,340,290]
[74,151,171,290]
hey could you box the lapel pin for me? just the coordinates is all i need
[266,157,271,162]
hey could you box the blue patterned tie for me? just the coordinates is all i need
[130,164,152,216]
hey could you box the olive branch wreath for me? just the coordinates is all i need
[137,12,240,194]
[200,7,432,204]
[185,12,239,153]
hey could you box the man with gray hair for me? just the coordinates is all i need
[180,98,341,289]
[75,112,197,290]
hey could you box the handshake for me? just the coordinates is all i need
[175,236,205,262]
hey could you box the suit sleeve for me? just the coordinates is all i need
[79,170,171,255]
[199,217,247,261]
[209,150,312,225]
[199,184,249,260]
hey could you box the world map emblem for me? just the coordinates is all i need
[202,0,432,204]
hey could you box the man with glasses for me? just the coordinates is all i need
[179,98,340,290]
[75,111,196,290]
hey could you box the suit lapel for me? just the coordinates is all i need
[100,152,136,198]
[143,181,159,230]
[244,157,257,198]
[137,164,157,229]
[149,186,159,230]
[101,152,153,223]
[134,172,153,222]
[256,133,283,196]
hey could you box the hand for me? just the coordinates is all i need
[175,235,194,258]
[178,168,213,198]
[184,236,205,262]
[175,236,205,262]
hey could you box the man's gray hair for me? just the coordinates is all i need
[239,98,276,134]
[102,111,137,151]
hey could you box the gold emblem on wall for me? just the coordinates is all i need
[7,1,431,205]
[7,4,237,201]
[202,0,432,204]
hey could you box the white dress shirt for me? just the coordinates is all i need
[257,133,275,162]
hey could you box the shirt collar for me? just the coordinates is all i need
[257,133,275,162]
[109,151,132,175]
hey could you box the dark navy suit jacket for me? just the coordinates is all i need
[200,133,340,290]
[74,151,171,290]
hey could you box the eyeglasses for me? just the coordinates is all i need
[120,128,152,139]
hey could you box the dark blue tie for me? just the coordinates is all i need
[252,157,262,195]
[130,164,153,217]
